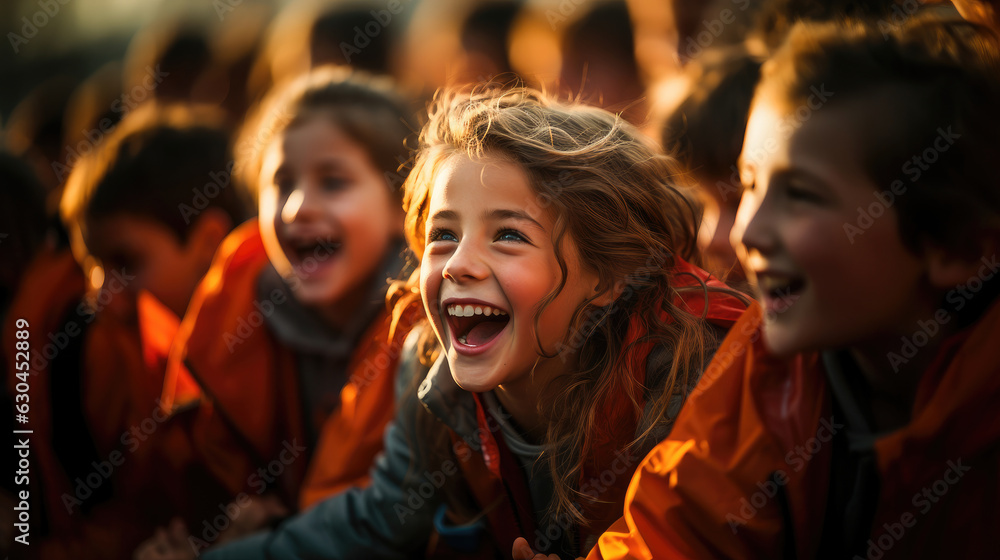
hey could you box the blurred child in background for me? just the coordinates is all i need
[4,76,80,195]
[122,21,213,108]
[141,68,421,554]
[2,104,251,559]
[660,48,761,288]
[559,1,647,124]
[309,3,401,76]
[454,0,525,86]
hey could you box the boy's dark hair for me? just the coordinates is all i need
[662,48,762,186]
[758,16,1000,257]
[61,104,252,244]
[752,0,943,51]
[236,67,415,200]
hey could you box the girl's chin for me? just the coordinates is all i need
[447,357,503,393]
[451,377,500,394]
[288,281,344,307]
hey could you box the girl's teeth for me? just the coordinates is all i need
[458,335,468,344]
[446,304,509,317]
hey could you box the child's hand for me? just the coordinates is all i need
[216,493,289,544]
[134,518,195,560]
[512,536,583,560]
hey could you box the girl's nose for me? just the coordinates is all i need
[442,241,489,283]
[280,184,321,224]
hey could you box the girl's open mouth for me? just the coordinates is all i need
[283,236,343,279]
[444,300,510,353]
[287,237,342,264]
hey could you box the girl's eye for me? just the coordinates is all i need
[495,228,527,243]
[428,227,458,243]
[321,176,347,191]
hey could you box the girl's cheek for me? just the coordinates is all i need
[419,264,443,319]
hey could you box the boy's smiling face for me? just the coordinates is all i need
[258,117,403,314]
[420,153,600,392]
[734,96,935,358]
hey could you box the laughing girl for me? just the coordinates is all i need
[203,86,746,559]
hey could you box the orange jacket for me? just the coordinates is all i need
[81,291,189,519]
[163,220,418,513]
[432,258,747,558]
[589,299,1000,559]
[3,248,182,559]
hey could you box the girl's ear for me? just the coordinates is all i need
[924,236,999,289]
[591,280,624,307]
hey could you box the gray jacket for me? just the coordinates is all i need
[203,325,725,559]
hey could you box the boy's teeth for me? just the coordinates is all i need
[458,335,467,344]
[757,275,805,299]
[759,277,788,292]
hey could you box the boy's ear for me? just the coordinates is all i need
[924,236,998,289]
[187,208,233,267]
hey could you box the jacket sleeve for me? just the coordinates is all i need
[203,332,440,560]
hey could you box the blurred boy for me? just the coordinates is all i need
[542,15,1000,560]
[3,103,251,559]
[661,47,761,288]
